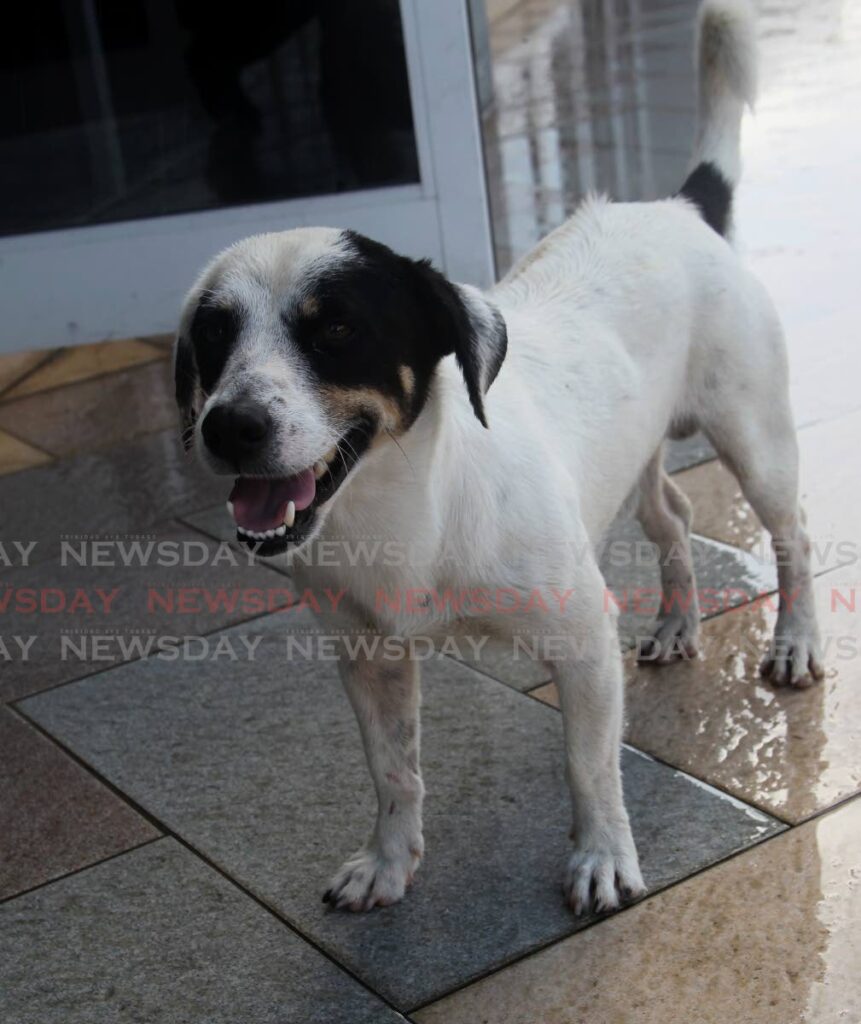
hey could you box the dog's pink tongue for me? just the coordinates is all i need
[229,470,316,531]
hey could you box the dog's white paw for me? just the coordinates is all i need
[323,841,422,912]
[564,842,646,916]
[760,621,825,688]
[636,610,699,664]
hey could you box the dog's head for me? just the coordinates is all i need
[174,227,507,555]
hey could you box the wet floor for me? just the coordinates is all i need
[1,0,860,1020]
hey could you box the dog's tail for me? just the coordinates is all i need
[678,0,757,236]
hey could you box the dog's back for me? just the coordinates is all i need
[478,0,762,537]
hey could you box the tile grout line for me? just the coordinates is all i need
[519,679,854,829]
[0,421,57,461]
[6,702,415,1022]
[0,346,167,406]
[515,680,802,825]
[0,348,62,403]
[0,834,164,908]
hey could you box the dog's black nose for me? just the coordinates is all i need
[201,402,271,465]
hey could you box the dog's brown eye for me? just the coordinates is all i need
[325,321,351,341]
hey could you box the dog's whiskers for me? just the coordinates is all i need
[385,427,416,480]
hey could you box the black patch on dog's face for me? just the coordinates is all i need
[280,232,450,431]
[189,296,243,394]
[284,230,505,431]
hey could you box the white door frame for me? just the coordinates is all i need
[0,0,493,353]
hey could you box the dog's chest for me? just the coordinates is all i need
[290,549,481,638]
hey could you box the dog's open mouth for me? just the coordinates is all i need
[226,419,373,554]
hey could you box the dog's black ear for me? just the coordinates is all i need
[413,262,507,427]
[173,331,199,450]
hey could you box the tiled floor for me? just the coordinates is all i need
[2,0,860,1020]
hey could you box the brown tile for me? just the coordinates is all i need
[0,430,51,475]
[0,359,176,456]
[674,408,861,572]
[0,707,158,900]
[0,350,55,398]
[139,333,174,352]
[624,574,861,823]
[3,339,163,400]
[415,797,861,1024]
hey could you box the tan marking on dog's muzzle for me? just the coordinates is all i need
[319,384,405,435]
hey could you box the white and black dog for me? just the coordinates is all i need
[174,0,822,915]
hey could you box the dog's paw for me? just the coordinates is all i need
[322,842,422,912]
[564,843,646,916]
[636,611,699,665]
[760,625,825,688]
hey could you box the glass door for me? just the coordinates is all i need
[0,0,494,352]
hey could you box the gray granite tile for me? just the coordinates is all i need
[23,614,782,1009]
[0,429,223,567]
[0,521,297,703]
[0,707,158,900]
[599,518,778,650]
[0,838,404,1024]
[664,433,716,474]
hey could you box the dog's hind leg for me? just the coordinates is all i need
[324,652,424,910]
[694,289,823,687]
[635,446,700,663]
[701,398,824,687]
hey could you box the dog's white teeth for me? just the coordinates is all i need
[314,460,327,479]
[274,524,287,537]
[324,446,337,464]
[226,500,235,519]
[283,500,296,528]
[263,529,275,539]
[237,527,268,541]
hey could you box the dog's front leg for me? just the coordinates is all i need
[324,650,424,911]
[551,593,646,915]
